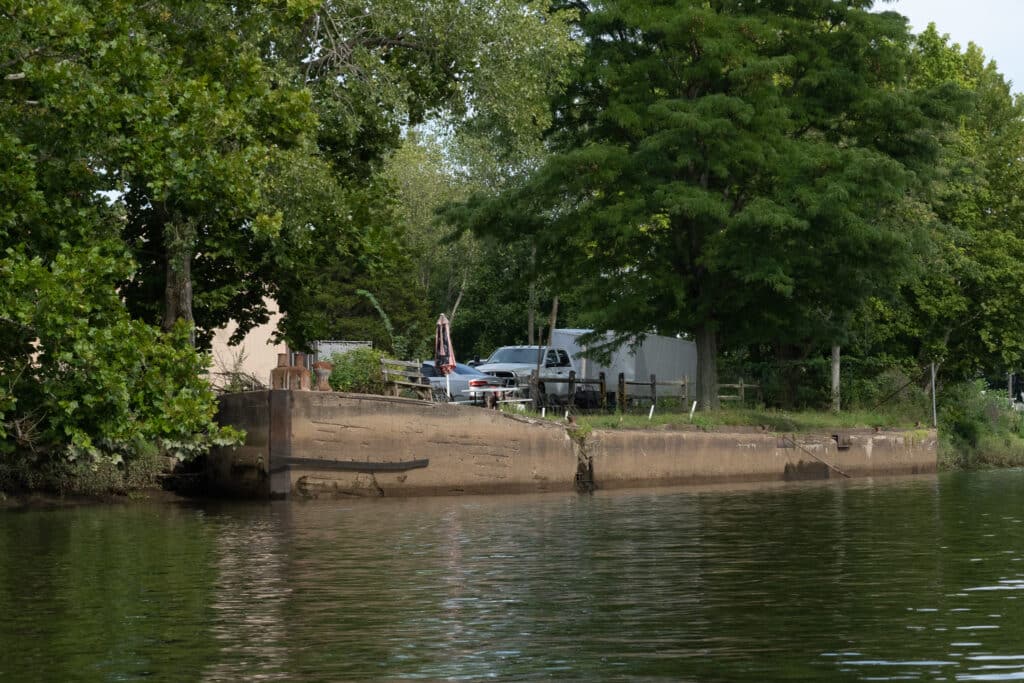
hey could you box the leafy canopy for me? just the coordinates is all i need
[452,0,956,407]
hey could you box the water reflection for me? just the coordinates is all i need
[7,472,1024,680]
[202,509,291,681]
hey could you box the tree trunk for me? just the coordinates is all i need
[546,296,559,348]
[161,221,196,346]
[695,322,719,410]
[831,344,841,413]
[527,305,535,346]
[527,246,537,345]
[449,275,467,323]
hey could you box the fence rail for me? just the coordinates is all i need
[522,370,693,411]
[375,360,760,412]
[379,358,433,400]
[718,378,761,404]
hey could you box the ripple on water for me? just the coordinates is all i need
[5,471,1024,680]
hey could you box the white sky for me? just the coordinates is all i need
[886,0,1024,93]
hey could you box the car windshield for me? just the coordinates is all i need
[487,348,544,364]
[452,363,486,376]
[423,361,488,376]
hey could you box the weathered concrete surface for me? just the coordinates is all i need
[287,391,578,497]
[208,390,272,497]
[210,390,578,498]
[208,391,938,499]
[586,428,937,490]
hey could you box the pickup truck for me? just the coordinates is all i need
[475,345,575,400]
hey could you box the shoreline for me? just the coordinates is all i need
[0,487,188,511]
[208,390,938,499]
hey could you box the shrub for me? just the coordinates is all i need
[329,347,387,394]
[0,244,241,495]
[937,380,1024,469]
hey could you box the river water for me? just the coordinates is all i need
[3,471,1024,681]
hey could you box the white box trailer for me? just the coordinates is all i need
[550,328,697,387]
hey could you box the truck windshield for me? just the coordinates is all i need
[488,348,544,364]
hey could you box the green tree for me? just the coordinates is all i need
[1,0,580,477]
[453,0,953,409]
[387,131,578,358]
[865,25,1024,383]
[257,0,580,354]
[1,0,256,479]
[5,0,580,352]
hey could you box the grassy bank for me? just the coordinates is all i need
[573,408,922,433]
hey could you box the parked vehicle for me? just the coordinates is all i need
[478,330,698,407]
[420,361,503,402]
[475,346,576,400]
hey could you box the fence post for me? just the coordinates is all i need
[618,372,626,413]
[739,377,745,404]
[568,370,576,408]
[682,376,688,403]
[599,371,607,412]
[530,369,540,411]
[650,373,657,407]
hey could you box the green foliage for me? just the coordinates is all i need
[389,133,557,355]
[937,380,1024,469]
[264,0,578,355]
[0,2,237,491]
[0,242,240,492]
[862,26,1024,378]
[452,0,956,409]
[328,348,387,395]
[0,445,167,497]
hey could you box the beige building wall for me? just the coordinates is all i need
[208,298,288,390]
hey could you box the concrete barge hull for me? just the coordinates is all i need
[209,391,579,498]
[588,429,936,488]
[208,391,938,499]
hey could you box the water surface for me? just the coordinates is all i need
[3,471,1024,681]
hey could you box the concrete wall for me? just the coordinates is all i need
[208,391,273,497]
[210,390,580,499]
[283,391,578,497]
[208,391,938,499]
[587,428,937,490]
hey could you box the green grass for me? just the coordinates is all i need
[508,405,926,433]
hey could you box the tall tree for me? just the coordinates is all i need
[32,0,581,350]
[258,0,580,352]
[861,24,1024,382]
[1,0,238,466]
[453,0,953,408]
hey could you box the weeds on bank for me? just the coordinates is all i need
[937,381,1024,470]
[0,447,169,497]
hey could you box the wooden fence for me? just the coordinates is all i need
[524,370,760,412]
[376,359,760,411]
[718,378,761,404]
[379,358,433,400]
[524,370,692,411]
